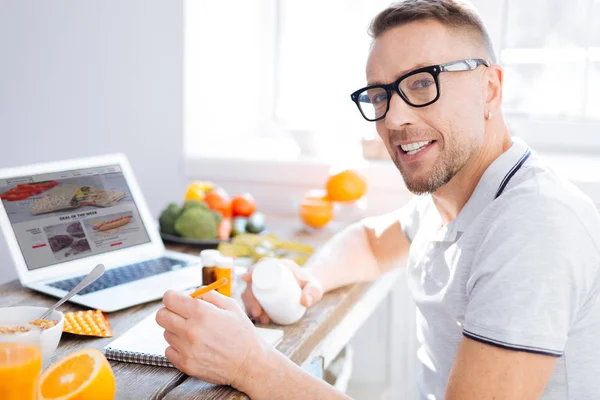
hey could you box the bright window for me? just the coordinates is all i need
[184,0,390,162]
[184,0,600,164]
[501,0,600,119]
[183,0,291,161]
[274,0,391,159]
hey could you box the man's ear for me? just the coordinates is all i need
[484,64,503,114]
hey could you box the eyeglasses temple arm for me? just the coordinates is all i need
[439,58,490,72]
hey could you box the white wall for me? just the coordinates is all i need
[0,0,186,284]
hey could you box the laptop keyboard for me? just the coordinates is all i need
[47,257,190,296]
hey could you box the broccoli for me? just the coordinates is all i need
[182,200,208,213]
[210,210,222,224]
[174,208,218,239]
[159,203,182,235]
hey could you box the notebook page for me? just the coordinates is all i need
[104,311,170,356]
[104,310,284,358]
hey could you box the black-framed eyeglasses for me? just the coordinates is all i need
[350,58,490,122]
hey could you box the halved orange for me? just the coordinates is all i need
[39,348,115,400]
[299,197,334,228]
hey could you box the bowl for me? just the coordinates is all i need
[0,306,64,364]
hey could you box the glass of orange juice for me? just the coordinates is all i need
[0,324,42,400]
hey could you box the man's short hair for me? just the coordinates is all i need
[369,0,497,63]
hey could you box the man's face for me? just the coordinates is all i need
[367,20,488,194]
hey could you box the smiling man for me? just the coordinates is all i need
[156,1,600,399]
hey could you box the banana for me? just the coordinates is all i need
[222,233,315,265]
[276,241,314,254]
[217,242,253,258]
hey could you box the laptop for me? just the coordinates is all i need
[0,154,203,312]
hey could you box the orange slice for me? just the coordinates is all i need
[39,348,115,400]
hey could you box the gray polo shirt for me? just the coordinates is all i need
[399,138,600,399]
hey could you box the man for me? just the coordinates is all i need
[156,0,600,398]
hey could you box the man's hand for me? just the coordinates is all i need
[155,288,348,400]
[446,336,557,400]
[156,289,270,389]
[239,217,409,325]
[241,258,324,324]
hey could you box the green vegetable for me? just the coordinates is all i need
[232,217,248,236]
[246,212,266,234]
[174,208,218,239]
[210,210,222,225]
[159,203,182,235]
[182,200,208,213]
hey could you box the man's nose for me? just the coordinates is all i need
[385,91,417,130]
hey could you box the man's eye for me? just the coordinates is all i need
[358,93,372,104]
[410,79,434,89]
[371,93,388,104]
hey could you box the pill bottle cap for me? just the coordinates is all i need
[216,255,234,269]
[200,249,220,266]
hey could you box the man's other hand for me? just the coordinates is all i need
[241,258,324,324]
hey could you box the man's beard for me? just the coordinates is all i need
[390,130,477,195]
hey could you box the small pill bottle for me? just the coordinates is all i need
[215,255,234,297]
[251,258,306,325]
[200,249,220,286]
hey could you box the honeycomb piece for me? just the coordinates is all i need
[63,310,113,338]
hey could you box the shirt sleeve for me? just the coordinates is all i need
[463,195,600,357]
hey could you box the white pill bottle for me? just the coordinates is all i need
[251,258,307,325]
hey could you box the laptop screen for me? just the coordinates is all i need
[0,165,151,271]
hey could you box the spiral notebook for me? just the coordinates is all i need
[103,310,284,368]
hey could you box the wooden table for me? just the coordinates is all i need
[0,216,401,399]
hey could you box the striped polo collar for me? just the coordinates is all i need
[436,137,532,242]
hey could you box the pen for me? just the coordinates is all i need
[189,278,229,299]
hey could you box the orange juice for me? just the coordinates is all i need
[0,342,42,400]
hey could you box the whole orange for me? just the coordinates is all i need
[204,188,232,217]
[299,198,334,228]
[231,193,257,217]
[325,169,367,202]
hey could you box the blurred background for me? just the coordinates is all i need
[0,1,599,398]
